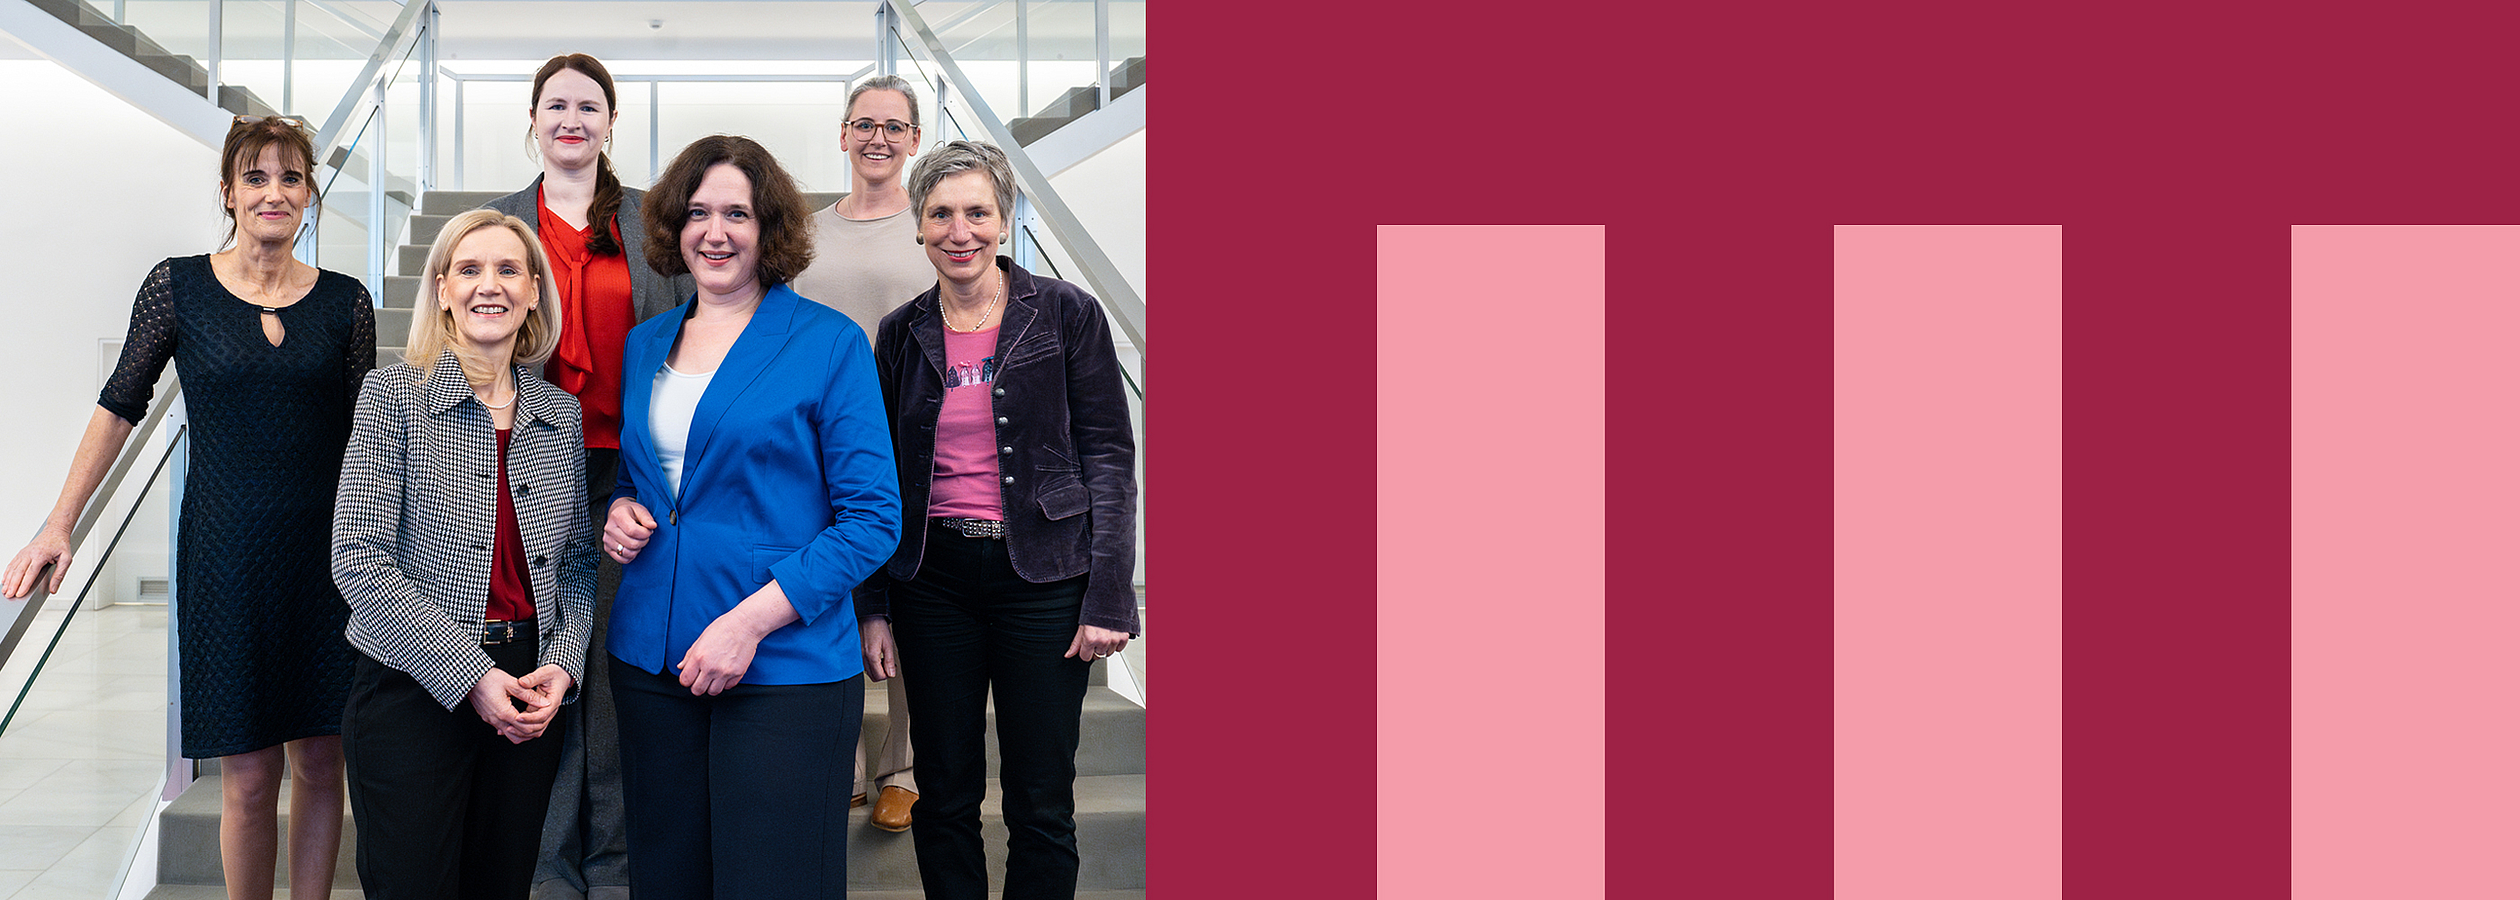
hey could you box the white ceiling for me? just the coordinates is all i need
[0,1,1126,67]
[434,1,886,61]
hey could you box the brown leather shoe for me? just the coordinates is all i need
[871,786,916,832]
[850,792,868,809]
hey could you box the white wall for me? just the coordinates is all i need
[1047,127,1145,303]
[0,59,221,592]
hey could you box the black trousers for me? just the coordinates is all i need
[894,524,1092,900]
[342,639,566,900]
[610,656,862,899]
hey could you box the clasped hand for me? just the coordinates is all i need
[469,664,571,744]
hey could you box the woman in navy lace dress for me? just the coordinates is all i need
[3,116,373,900]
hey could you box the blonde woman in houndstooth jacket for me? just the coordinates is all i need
[331,209,598,899]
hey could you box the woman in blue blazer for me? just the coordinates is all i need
[601,134,900,898]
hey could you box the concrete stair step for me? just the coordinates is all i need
[131,51,210,93]
[422,191,514,215]
[864,678,1142,773]
[218,84,277,119]
[844,773,1143,891]
[407,213,455,247]
[1113,56,1146,95]
[859,682,1142,778]
[374,346,404,368]
[156,773,1142,891]
[379,275,422,309]
[374,306,412,346]
[144,888,364,900]
[849,893,1144,900]
[158,776,361,888]
[1010,57,1145,146]
[396,243,429,276]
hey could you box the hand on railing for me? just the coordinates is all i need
[1,528,72,600]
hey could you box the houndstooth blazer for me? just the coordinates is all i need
[332,351,598,710]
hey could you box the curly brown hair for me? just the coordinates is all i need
[642,135,815,287]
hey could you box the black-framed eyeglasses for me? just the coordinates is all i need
[233,115,311,130]
[847,118,917,139]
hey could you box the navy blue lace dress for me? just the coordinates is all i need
[99,255,375,758]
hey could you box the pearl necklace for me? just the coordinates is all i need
[944,269,1003,334]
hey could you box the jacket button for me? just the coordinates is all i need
[992,387,1005,397]
[995,416,1009,426]
[532,555,548,566]
[1002,475,1015,484]
[1000,446,1013,455]
[517,483,530,495]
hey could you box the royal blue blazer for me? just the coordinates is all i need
[608,283,901,684]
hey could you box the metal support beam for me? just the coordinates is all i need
[1095,0,1110,107]
[418,2,436,192]
[876,2,895,78]
[1016,0,1028,117]
[206,0,222,103]
[449,75,464,191]
[283,0,295,113]
[648,80,660,185]
[369,76,386,297]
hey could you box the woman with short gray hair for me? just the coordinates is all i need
[858,140,1138,899]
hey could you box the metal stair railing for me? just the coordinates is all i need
[0,382,185,733]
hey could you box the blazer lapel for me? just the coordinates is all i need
[677,286,800,496]
[619,310,682,489]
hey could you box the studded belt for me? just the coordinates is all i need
[932,517,1006,539]
[482,616,538,646]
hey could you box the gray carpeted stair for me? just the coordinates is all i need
[149,676,1144,894]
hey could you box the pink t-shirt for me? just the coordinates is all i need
[927,323,1004,520]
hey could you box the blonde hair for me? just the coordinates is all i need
[405,209,564,374]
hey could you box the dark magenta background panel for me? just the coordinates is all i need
[1156,0,2520,896]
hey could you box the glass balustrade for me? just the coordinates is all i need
[0,390,185,895]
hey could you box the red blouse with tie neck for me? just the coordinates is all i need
[536,190,635,449]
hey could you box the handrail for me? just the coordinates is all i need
[0,380,184,688]
[0,419,188,737]
[885,0,1146,361]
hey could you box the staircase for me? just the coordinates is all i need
[146,674,1144,898]
[148,189,1149,898]
[1008,56,1144,146]
[20,0,278,118]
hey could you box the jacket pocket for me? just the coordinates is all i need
[1035,473,1089,520]
[750,547,790,586]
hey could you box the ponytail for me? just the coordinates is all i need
[588,153,625,257]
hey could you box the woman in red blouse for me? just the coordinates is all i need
[479,52,687,895]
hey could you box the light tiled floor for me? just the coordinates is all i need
[0,602,168,899]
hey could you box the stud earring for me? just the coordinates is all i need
[914,235,924,245]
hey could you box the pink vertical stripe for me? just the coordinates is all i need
[2292,226,2520,898]
[1376,226,1604,898]
[1835,225,2062,899]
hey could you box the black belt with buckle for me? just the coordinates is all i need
[933,517,1006,539]
[482,616,538,646]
